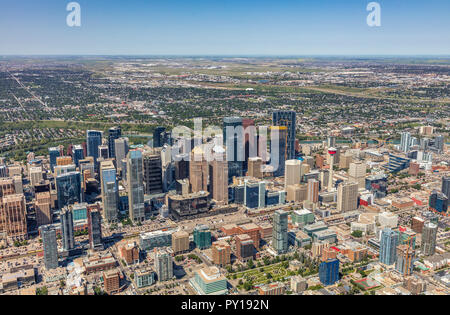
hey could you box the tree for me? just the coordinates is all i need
[351,230,363,238]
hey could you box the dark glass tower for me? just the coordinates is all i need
[108,126,122,158]
[223,117,244,182]
[60,207,75,251]
[272,110,296,160]
[86,130,102,162]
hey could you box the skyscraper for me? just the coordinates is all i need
[153,126,166,148]
[400,132,412,153]
[272,210,288,254]
[395,245,415,276]
[190,146,209,193]
[421,222,438,256]
[209,146,228,204]
[98,145,109,160]
[307,178,319,204]
[40,225,58,270]
[337,181,359,212]
[193,224,212,250]
[35,191,52,227]
[108,126,122,159]
[114,137,129,167]
[154,248,173,281]
[143,150,163,195]
[49,147,60,172]
[87,205,102,250]
[60,207,75,251]
[348,161,366,189]
[380,228,399,265]
[434,135,444,153]
[248,157,263,179]
[127,150,145,223]
[429,190,448,214]
[272,110,296,160]
[223,117,244,181]
[319,258,340,286]
[0,194,28,240]
[86,130,102,162]
[285,159,301,188]
[442,176,450,199]
[72,144,85,168]
[100,160,118,223]
[55,172,82,209]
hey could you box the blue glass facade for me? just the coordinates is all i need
[319,259,340,286]
[72,145,84,168]
[380,228,399,265]
[86,130,102,162]
[49,147,60,172]
[56,172,82,209]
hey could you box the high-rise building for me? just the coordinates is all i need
[108,126,122,159]
[174,156,189,180]
[114,137,129,167]
[86,130,102,162]
[286,184,308,203]
[153,126,166,148]
[235,234,254,261]
[55,171,82,210]
[143,150,163,195]
[327,136,336,148]
[248,157,263,179]
[154,248,173,281]
[60,207,75,251]
[0,194,27,240]
[72,144,84,168]
[172,231,190,254]
[223,117,244,181]
[421,222,438,256]
[189,146,209,193]
[337,181,359,212]
[400,132,412,153]
[244,180,266,209]
[327,147,337,191]
[285,159,301,188]
[442,176,450,199]
[429,190,448,214]
[272,210,288,254]
[98,145,109,160]
[35,191,52,227]
[100,161,118,223]
[307,179,319,204]
[49,147,60,172]
[193,224,212,250]
[209,146,228,204]
[349,161,366,189]
[211,240,231,266]
[395,245,415,276]
[127,150,145,223]
[40,225,58,270]
[272,110,296,160]
[434,135,444,153]
[319,258,340,286]
[87,205,102,250]
[380,228,399,265]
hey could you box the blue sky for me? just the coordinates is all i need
[0,0,449,55]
